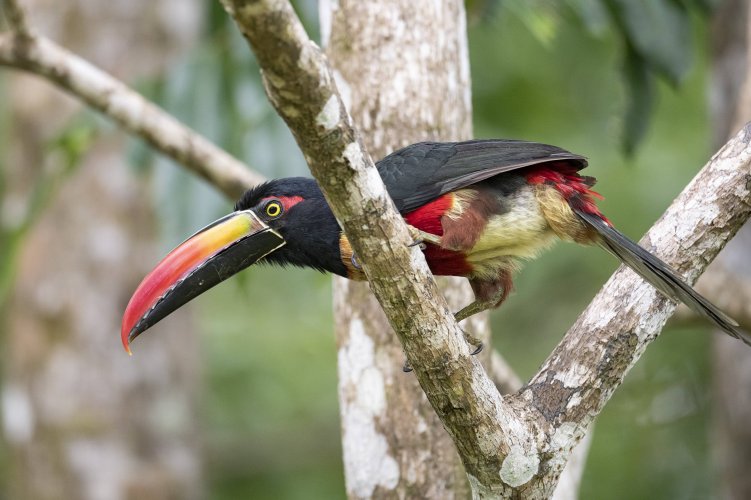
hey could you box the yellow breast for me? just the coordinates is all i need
[466,185,558,262]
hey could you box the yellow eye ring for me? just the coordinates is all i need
[265,200,283,218]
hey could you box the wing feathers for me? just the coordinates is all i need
[377,140,587,212]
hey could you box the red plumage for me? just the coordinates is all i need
[404,193,473,276]
[525,166,610,225]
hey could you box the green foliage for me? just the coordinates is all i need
[605,0,693,85]
[604,0,694,154]
[501,0,710,154]
[621,46,657,156]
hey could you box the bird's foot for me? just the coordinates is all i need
[454,300,490,322]
[407,225,442,249]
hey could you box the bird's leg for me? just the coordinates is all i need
[407,225,442,248]
[453,271,514,342]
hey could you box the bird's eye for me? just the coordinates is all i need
[264,200,283,218]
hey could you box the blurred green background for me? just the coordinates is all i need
[1,0,728,498]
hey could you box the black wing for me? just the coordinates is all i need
[376,139,587,212]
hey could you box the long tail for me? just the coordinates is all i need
[574,208,750,345]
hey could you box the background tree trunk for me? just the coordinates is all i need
[321,1,484,497]
[2,1,202,498]
[710,1,751,498]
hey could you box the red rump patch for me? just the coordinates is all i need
[525,165,611,225]
[403,194,473,276]
[263,195,304,212]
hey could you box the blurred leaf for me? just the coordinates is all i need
[675,0,719,14]
[505,0,561,47]
[606,0,693,85]
[565,0,611,37]
[48,117,99,173]
[621,47,656,156]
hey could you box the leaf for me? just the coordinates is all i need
[505,0,562,48]
[566,0,611,37]
[606,0,693,85]
[621,47,656,156]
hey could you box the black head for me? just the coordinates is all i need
[235,177,347,276]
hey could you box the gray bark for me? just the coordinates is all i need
[1,1,203,498]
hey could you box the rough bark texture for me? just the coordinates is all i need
[709,1,751,498]
[1,1,203,498]
[0,32,261,199]
[322,1,481,498]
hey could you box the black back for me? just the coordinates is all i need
[377,139,587,212]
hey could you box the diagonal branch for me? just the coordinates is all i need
[0,32,262,199]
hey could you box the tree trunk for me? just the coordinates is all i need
[2,1,202,499]
[709,1,751,498]
[321,1,483,498]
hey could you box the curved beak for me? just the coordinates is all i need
[121,210,285,354]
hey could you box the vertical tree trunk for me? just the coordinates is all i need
[2,1,202,498]
[709,1,751,498]
[321,1,486,498]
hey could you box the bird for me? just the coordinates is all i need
[121,139,749,354]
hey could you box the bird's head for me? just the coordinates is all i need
[120,177,345,354]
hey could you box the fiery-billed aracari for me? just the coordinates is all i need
[121,139,749,354]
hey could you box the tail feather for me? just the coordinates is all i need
[575,208,750,346]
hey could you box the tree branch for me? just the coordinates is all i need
[0,32,262,199]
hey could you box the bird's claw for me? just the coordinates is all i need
[402,340,483,374]
[406,225,442,249]
[470,342,484,356]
